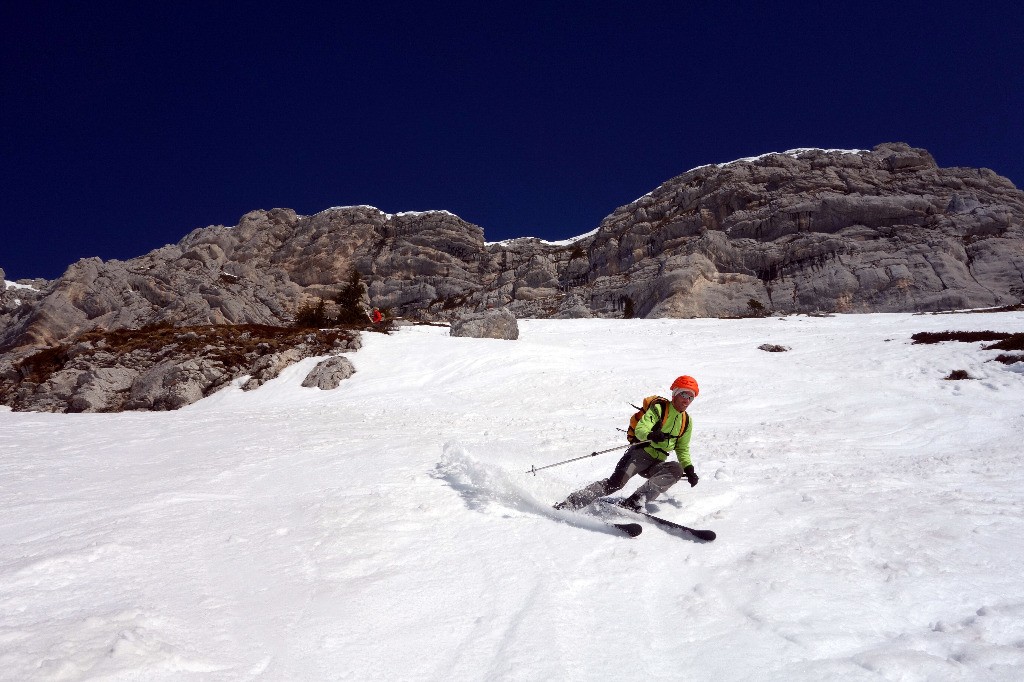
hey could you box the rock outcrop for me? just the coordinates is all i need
[584,144,1023,318]
[2,324,361,413]
[2,142,1022,411]
[1,277,47,323]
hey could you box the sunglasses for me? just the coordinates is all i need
[674,391,696,400]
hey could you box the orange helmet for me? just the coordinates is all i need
[670,375,699,397]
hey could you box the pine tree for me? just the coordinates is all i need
[335,270,369,324]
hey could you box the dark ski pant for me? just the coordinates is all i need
[559,444,684,510]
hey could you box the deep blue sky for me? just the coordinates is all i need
[3,2,1022,280]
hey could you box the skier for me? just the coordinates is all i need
[555,375,700,512]
[371,308,383,325]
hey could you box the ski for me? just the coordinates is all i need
[597,499,716,542]
[611,522,644,538]
[632,510,716,542]
[553,503,643,537]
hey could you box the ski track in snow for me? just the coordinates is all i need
[1,312,1024,680]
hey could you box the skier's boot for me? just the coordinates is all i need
[618,492,644,513]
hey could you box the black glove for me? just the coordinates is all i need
[648,428,667,443]
[683,465,699,487]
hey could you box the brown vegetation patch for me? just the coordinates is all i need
[910,330,1024,372]
[993,353,1024,365]
[983,334,1024,352]
[910,331,1014,345]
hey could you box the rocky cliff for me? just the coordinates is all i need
[585,143,1023,318]
[2,142,1023,411]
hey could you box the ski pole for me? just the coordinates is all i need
[526,440,650,476]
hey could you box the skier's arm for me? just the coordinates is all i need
[674,417,693,468]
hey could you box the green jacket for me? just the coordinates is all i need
[634,400,693,468]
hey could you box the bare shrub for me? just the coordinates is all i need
[747,299,771,318]
[295,298,329,328]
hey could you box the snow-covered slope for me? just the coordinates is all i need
[4,280,39,290]
[486,228,599,247]
[2,312,1024,680]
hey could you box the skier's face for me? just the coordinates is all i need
[672,391,695,412]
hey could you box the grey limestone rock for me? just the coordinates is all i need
[301,355,356,389]
[70,367,139,412]
[126,358,231,411]
[450,308,519,340]
[550,293,594,319]
[242,347,310,391]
